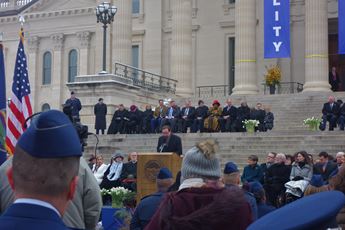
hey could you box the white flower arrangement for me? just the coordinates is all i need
[303,117,321,131]
[243,119,260,133]
[101,186,136,208]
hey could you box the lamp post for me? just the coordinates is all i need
[96,2,117,74]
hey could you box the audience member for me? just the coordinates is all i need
[250,103,266,132]
[107,104,130,134]
[100,152,124,189]
[65,91,82,120]
[178,99,195,133]
[314,151,338,182]
[285,154,294,166]
[320,96,339,131]
[260,152,277,183]
[236,101,251,132]
[88,155,96,169]
[142,105,154,133]
[156,125,182,155]
[94,98,107,135]
[219,98,237,132]
[152,99,168,133]
[290,151,313,181]
[192,100,208,133]
[130,167,174,230]
[329,165,345,228]
[204,100,222,132]
[338,100,345,130]
[241,155,263,183]
[264,106,274,131]
[0,110,82,230]
[120,152,138,191]
[248,182,276,218]
[336,152,345,169]
[145,139,252,230]
[264,153,291,207]
[92,155,108,185]
[161,100,180,132]
[223,161,258,221]
[127,105,142,134]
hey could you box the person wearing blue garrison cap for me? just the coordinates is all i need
[130,167,174,230]
[247,191,345,230]
[0,110,82,230]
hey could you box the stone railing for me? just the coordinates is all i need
[196,82,304,98]
[0,0,38,16]
[114,62,177,94]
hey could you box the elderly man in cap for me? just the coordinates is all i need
[0,110,82,230]
[223,161,258,221]
[130,167,174,230]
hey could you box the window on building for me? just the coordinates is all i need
[229,37,235,94]
[132,0,140,14]
[132,45,139,79]
[68,49,78,82]
[229,0,235,3]
[41,103,51,112]
[42,51,52,85]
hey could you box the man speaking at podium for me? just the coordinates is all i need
[157,125,182,156]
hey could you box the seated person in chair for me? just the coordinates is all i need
[120,152,138,191]
[107,104,130,134]
[218,98,237,132]
[204,100,222,132]
[161,100,180,133]
[178,100,195,133]
[320,96,339,131]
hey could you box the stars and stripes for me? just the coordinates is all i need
[5,28,33,155]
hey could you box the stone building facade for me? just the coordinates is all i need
[0,0,342,114]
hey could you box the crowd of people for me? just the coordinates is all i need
[105,98,274,135]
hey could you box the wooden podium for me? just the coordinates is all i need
[137,152,182,201]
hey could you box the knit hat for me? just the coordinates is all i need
[310,174,325,187]
[224,162,239,174]
[181,139,221,180]
[112,151,124,160]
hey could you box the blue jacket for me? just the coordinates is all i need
[130,192,165,230]
[0,203,69,230]
[241,164,263,183]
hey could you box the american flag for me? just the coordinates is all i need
[5,28,33,154]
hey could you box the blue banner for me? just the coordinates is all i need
[0,42,6,165]
[264,0,291,58]
[339,0,345,54]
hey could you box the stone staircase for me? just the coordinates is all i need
[84,92,345,170]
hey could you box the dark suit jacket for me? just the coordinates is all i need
[157,134,182,155]
[180,107,196,120]
[165,106,180,119]
[221,105,237,120]
[322,102,339,116]
[0,203,68,230]
[314,161,338,181]
[329,72,340,91]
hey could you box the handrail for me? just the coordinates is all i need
[196,82,304,98]
[114,62,177,94]
[0,0,39,16]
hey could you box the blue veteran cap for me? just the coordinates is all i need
[247,191,345,230]
[157,167,173,179]
[224,162,239,174]
[17,110,82,158]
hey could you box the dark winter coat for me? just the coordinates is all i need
[145,187,252,230]
[94,103,107,130]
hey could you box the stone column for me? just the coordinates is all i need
[232,0,259,95]
[303,0,330,92]
[76,31,91,76]
[112,0,132,66]
[171,0,193,97]
[50,33,64,108]
[27,36,40,112]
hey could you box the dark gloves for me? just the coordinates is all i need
[292,176,304,181]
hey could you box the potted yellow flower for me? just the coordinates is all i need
[265,65,281,94]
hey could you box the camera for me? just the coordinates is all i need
[62,103,89,151]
